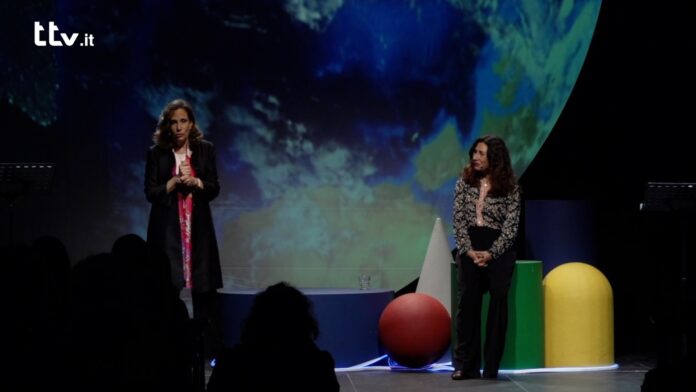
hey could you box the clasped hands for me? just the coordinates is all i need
[466,250,492,267]
[176,161,202,189]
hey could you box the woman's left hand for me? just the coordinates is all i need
[473,251,492,267]
[181,176,202,188]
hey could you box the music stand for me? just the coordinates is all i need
[640,182,696,213]
[640,182,695,383]
[0,163,55,244]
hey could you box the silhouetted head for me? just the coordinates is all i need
[30,236,71,306]
[112,234,147,261]
[31,236,70,270]
[241,282,319,346]
[6,242,32,307]
[112,234,175,296]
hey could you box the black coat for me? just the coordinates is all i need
[145,140,222,292]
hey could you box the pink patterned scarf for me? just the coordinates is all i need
[173,151,195,288]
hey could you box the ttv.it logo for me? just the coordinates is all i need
[34,21,95,47]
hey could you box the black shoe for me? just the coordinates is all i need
[451,370,480,380]
[482,371,498,379]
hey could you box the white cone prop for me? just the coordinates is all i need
[416,217,453,316]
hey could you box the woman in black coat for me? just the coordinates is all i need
[145,98,223,358]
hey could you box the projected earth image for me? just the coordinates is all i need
[3,0,601,289]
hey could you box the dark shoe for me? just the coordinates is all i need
[451,370,480,380]
[482,371,498,379]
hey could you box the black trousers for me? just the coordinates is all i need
[453,226,516,376]
[192,290,224,359]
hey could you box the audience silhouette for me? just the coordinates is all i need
[207,282,340,392]
[6,242,36,391]
[5,235,340,392]
[5,237,73,391]
[65,234,195,392]
[29,236,72,390]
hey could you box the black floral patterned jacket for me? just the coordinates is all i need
[452,176,521,260]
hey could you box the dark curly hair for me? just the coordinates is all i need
[462,135,517,196]
[152,99,204,148]
[241,282,319,346]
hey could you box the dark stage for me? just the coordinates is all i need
[3,0,696,391]
[333,357,651,392]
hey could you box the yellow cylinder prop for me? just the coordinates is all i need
[544,262,614,367]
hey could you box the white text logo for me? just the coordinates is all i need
[34,21,95,47]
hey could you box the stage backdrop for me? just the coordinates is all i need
[3,0,600,289]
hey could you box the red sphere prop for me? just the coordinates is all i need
[378,292,451,368]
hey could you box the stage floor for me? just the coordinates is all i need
[336,358,649,392]
[182,291,653,391]
[201,355,652,392]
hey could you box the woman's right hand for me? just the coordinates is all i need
[467,250,490,267]
[180,161,192,176]
[466,250,479,263]
[166,176,181,193]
